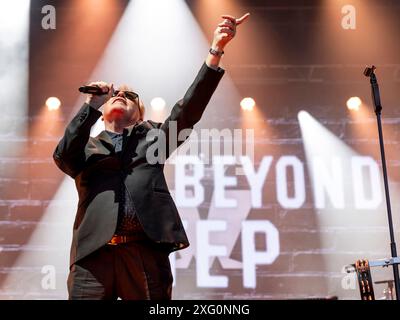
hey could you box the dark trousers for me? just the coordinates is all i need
[67,240,173,300]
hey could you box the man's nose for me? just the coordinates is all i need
[116,91,126,98]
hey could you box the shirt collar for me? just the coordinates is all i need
[105,130,123,138]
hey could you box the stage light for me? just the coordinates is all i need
[150,97,166,111]
[297,110,395,299]
[346,96,362,111]
[46,97,61,110]
[241,97,255,111]
[0,0,30,157]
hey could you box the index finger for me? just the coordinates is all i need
[107,83,114,97]
[221,13,250,26]
[236,12,250,25]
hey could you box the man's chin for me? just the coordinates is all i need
[110,106,126,115]
[104,108,127,121]
[111,102,127,110]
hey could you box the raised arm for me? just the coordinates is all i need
[206,13,250,69]
[160,13,250,156]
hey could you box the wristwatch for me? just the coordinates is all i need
[209,48,224,57]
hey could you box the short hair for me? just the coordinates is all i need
[117,84,145,121]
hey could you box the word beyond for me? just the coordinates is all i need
[175,155,382,210]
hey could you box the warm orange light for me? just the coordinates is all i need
[150,97,166,111]
[347,97,362,111]
[241,97,255,111]
[46,97,61,111]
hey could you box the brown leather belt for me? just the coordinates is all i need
[107,233,148,245]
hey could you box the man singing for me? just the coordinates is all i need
[53,13,250,300]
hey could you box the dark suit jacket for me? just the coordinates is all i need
[53,63,224,267]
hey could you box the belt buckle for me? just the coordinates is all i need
[108,236,119,245]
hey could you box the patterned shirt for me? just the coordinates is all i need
[105,130,143,235]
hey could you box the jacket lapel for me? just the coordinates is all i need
[121,121,152,158]
[95,131,115,153]
[125,121,152,138]
[88,122,153,159]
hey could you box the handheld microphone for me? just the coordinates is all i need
[78,85,108,95]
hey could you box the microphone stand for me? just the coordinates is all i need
[364,65,400,300]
